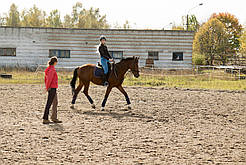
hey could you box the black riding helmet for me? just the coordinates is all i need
[99,35,106,41]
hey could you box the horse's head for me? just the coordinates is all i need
[129,56,140,78]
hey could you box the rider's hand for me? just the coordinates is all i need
[109,59,114,62]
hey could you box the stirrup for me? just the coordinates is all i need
[103,81,109,86]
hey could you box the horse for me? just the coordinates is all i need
[70,56,140,111]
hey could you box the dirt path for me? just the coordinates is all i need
[0,85,245,164]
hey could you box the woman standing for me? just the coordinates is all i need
[43,56,62,124]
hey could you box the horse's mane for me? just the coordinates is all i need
[120,57,135,62]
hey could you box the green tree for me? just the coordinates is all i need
[0,15,6,26]
[46,9,62,28]
[68,2,109,29]
[20,5,46,27]
[2,2,110,29]
[71,2,83,26]
[171,14,199,31]
[6,3,20,27]
[77,7,109,29]
[188,15,200,32]
[63,14,73,28]
[210,13,242,53]
[123,20,130,29]
[193,18,230,65]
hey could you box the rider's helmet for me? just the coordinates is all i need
[99,35,106,41]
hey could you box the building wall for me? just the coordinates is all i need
[0,27,194,69]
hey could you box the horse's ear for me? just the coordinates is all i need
[134,56,139,61]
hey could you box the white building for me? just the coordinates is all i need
[0,26,194,69]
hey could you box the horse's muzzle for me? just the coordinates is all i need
[134,73,140,78]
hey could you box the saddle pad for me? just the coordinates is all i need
[94,66,104,78]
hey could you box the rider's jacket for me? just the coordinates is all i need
[99,44,112,60]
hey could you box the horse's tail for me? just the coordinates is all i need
[70,67,79,95]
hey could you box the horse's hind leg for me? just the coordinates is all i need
[71,81,83,109]
[101,86,113,111]
[83,82,96,109]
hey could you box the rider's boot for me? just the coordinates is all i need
[102,74,109,86]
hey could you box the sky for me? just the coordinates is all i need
[1,0,246,29]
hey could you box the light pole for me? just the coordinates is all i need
[186,3,203,30]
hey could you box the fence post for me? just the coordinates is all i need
[239,68,241,80]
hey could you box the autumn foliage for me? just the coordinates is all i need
[193,12,243,65]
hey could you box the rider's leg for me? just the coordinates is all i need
[101,57,109,86]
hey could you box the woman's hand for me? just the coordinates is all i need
[44,88,50,93]
[109,59,114,62]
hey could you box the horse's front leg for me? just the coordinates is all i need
[101,86,113,111]
[116,85,131,110]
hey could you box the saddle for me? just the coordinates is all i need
[94,62,111,78]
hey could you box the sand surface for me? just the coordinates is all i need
[0,85,245,164]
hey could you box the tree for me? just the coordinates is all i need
[0,15,6,26]
[46,9,62,28]
[63,14,73,28]
[210,13,242,53]
[123,20,131,29]
[77,7,109,29]
[112,20,132,29]
[172,25,185,30]
[112,22,121,29]
[171,15,199,31]
[193,18,230,65]
[1,2,110,29]
[187,15,200,32]
[6,3,20,27]
[20,5,46,27]
[239,29,246,56]
[71,2,83,26]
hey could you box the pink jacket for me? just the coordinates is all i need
[44,65,58,90]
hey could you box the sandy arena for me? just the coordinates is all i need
[0,85,245,164]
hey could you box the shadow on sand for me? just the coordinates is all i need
[48,123,65,131]
[82,110,154,120]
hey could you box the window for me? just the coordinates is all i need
[148,51,159,60]
[109,51,123,59]
[172,52,183,61]
[0,48,16,56]
[49,49,70,58]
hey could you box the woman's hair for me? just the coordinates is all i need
[48,56,58,66]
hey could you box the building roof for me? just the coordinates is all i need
[0,26,194,33]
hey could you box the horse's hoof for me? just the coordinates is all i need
[70,104,75,109]
[101,107,105,111]
[127,105,132,110]
[91,104,96,109]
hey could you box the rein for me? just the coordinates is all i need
[112,63,118,79]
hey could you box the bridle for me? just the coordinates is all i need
[130,69,140,75]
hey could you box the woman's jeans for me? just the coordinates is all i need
[43,88,58,120]
[101,57,109,74]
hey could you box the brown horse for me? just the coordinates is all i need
[70,57,140,110]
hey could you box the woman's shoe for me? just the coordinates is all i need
[51,119,62,123]
[43,119,51,124]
